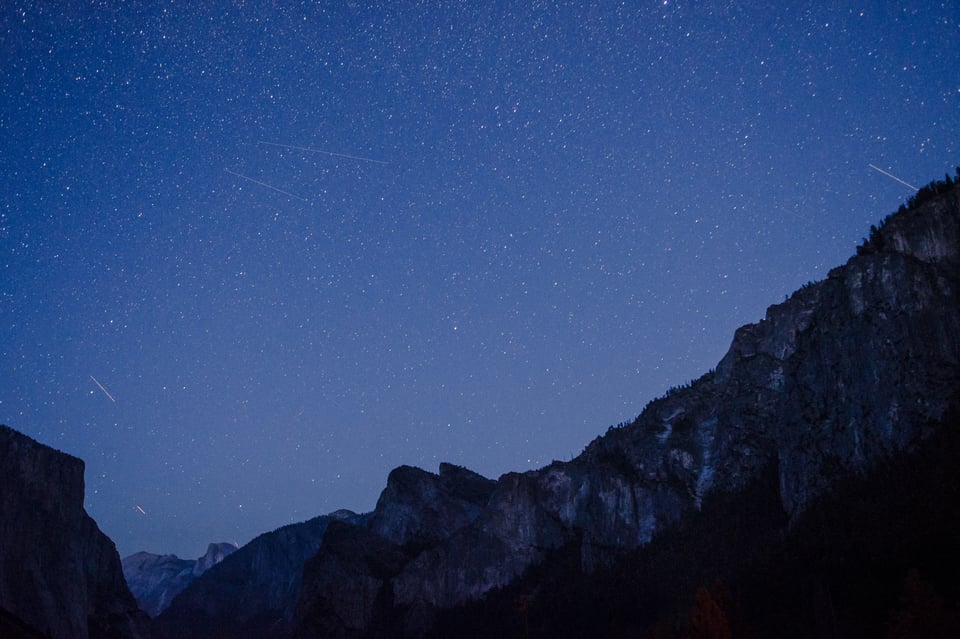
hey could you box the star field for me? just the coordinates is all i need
[1,1,958,557]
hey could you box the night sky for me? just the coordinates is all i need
[2,2,957,559]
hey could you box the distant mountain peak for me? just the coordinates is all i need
[121,541,238,618]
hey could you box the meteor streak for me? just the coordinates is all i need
[90,375,116,403]
[224,168,309,202]
[868,164,919,191]
[135,505,146,515]
[258,141,390,165]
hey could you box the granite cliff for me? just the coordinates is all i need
[290,178,960,636]
[293,463,496,638]
[122,542,237,617]
[0,424,149,639]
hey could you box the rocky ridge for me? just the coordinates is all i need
[291,182,960,636]
[294,463,496,638]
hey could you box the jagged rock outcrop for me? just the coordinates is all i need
[151,508,364,639]
[368,463,497,547]
[0,424,149,639]
[292,463,496,638]
[122,542,238,617]
[294,182,960,637]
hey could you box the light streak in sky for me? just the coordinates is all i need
[90,375,116,403]
[257,141,390,165]
[224,168,309,202]
[868,164,919,191]
[135,505,147,515]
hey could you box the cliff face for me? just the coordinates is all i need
[292,464,496,638]
[367,463,497,548]
[151,509,365,639]
[294,184,960,636]
[294,522,412,639]
[0,425,149,639]
[122,542,238,618]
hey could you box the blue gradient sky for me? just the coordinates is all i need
[2,1,958,558]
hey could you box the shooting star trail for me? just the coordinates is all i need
[135,505,147,515]
[258,141,390,165]
[90,375,116,403]
[224,168,309,202]
[869,164,919,191]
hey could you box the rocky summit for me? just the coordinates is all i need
[294,463,497,638]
